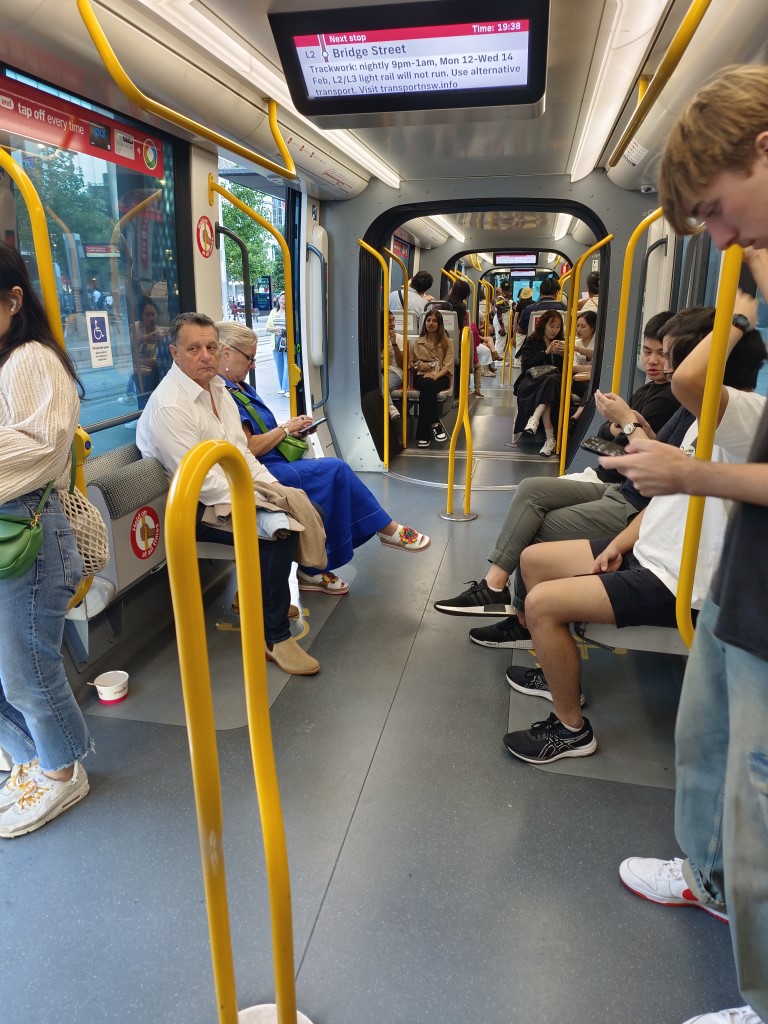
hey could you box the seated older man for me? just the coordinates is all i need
[136,311,320,676]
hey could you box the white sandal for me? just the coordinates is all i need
[378,525,431,552]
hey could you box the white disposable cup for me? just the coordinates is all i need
[90,670,129,705]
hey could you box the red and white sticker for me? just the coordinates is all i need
[196,215,215,258]
[130,506,160,560]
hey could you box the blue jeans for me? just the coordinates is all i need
[273,347,289,392]
[0,491,92,772]
[675,592,768,1019]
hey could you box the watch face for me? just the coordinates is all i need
[623,423,635,435]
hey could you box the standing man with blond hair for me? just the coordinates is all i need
[614,66,768,1024]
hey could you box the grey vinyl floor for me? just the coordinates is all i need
[1,415,742,1023]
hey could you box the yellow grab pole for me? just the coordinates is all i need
[676,244,742,647]
[479,278,493,338]
[608,0,715,169]
[77,0,296,181]
[455,270,477,326]
[165,439,300,1024]
[109,189,163,322]
[0,149,63,346]
[612,208,663,393]
[441,268,457,285]
[444,326,474,517]
[557,234,613,473]
[210,177,299,417]
[384,247,410,448]
[358,240,391,468]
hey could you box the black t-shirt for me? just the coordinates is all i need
[712,401,768,661]
[596,380,680,484]
[618,406,695,511]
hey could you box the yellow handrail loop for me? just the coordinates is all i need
[442,326,477,522]
[77,0,296,181]
[611,208,664,393]
[557,234,613,474]
[165,438,305,1024]
[210,177,299,417]
[676,244,742,647]
[383,247,410,449]
[358,240,391,467]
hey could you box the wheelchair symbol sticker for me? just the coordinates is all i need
[85,311,113,368]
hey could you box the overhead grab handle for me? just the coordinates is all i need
[77,0,297,181]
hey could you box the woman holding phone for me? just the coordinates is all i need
[217,322,430,595]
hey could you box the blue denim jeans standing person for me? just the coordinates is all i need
[675,593,768,1021]
[273,339,289,393]
[0,491,92,838]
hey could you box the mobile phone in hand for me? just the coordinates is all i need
[580,436,626,457]
[297,416,327,436]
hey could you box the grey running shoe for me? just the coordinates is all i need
[469,617,533,649]
[434,580,512,616]
[503,713,596,764]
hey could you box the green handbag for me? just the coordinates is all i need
[0,481,55,579]
[228,388,309,462]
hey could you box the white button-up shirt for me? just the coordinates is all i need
[136,362,277,507]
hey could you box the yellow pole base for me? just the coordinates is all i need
[237,1006,314,1023]
[440,511,478,522]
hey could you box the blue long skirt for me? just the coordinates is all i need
[268,457,391,572]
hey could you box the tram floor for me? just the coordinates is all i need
[2,475,741,1024]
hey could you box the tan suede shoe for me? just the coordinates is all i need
[266,637,320,676]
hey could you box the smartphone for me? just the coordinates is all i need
[580,436,626,457]
[297,416,327,436]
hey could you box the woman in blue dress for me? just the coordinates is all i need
[216,322,430,594]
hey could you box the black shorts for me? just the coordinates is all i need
[589,538,677,629]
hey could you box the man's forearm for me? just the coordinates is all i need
[681,459,768,505]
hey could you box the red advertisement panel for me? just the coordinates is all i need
[0,76,164,179]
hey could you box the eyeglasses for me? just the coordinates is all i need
[228,344,257,367]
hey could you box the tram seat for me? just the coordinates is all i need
[391,372,453,417]
[576,623,690,657]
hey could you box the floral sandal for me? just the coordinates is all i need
[378,525,431,552]
[297,570,350,595]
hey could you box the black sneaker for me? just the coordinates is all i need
[469,617,533,649]
[503,713,596,764]
[434,580,512,616]
[432,421,448,442]
[505,665,585,707]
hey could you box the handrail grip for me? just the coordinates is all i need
[215,224,253,333]
[608,0,716,169]
[626,235,669,397]
[557,234,613,473]
[210,177,299,417]
[76,0,296,181]
[109,189,163,324]
[306,244,330,410]
[455,270,477,327]
[383,247,410,447]
[165,438,299,1024]
[357,240,391,467]
[611,208,664,393]
[676,244,742,647]
[479,278,494,340]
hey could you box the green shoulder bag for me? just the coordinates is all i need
[228,388,308,463]
[0,481,55,579]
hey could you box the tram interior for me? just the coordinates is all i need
[1,0,766,1021]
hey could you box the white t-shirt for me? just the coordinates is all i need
[633,388,765,607]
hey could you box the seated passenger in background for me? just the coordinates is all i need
[514,309,567,456]
[216,322,430,595]
[433,307,754,649]
[516,276,567,338]
[389,270,434,321]
[500,293,765,765]
[579,271,600,313]
[136,312,321,676]
[383,311,404,420]
[410,309,455,448]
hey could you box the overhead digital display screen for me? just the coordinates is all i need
[495,253,538,266]
[270,0,549,127]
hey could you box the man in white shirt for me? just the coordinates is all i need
[388,270,434,321]
[136,312,320,676]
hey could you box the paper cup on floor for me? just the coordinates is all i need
[90,671,129,705]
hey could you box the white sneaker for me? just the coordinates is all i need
[0,762,89,838]
[540,436,556,457]
[523,416,540,435]
[682,1008,764,1024]
[0,758,39,812]
[619,856,728,921]
[0,746,12,771]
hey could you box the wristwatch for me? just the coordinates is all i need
[278,423,290,435]
[622,422,643,436]
[732,313,751,334]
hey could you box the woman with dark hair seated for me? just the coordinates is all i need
[410,309,455,448]
[216,322,430,596]
[513,309,566,456]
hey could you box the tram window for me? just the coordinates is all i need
[0,69,181,455]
